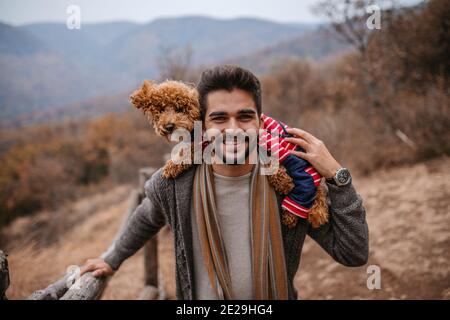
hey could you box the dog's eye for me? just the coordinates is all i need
[175,106,183,113]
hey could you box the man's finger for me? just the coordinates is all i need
[80,263,95,276]
[286,127,314,143]
[283,136,309,150]
[92,269,104,277]
[289,149,310,161]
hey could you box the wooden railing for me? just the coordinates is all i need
[1,250,9,300]
[0,167,165,300]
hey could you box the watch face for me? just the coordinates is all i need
[337,169,350,185]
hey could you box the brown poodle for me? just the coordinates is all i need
[130,80,328,228]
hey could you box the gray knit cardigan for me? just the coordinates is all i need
[102,165,369,300]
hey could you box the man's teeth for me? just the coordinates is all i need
[224,140,242,145]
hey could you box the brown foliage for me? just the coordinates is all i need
[262,0,450,174]
[0,0,448,228]
[0,111,167,228]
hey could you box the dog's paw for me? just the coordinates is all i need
[308,182,329,228]
[267,166,295,195]
[163,160,192,179]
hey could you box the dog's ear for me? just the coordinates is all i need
[140,80,156,95]
[129,80,156,111]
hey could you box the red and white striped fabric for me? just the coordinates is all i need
[261,113,323,218]
[261,114,296,163]
[259,130,291,162]
[281,196,310,219]
[261,114,322,187]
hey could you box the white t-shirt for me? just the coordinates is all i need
[190,170,253,299]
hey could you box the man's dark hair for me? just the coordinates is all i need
[197,65,262,120]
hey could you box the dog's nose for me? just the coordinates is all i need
[164,123,175,133]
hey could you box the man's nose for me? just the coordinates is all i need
[227,118,240,130]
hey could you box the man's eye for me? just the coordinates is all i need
[212,117,226,122]
[239,115,253,121]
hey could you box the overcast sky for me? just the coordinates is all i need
[0,0,422,26]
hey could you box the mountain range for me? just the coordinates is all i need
[0,16,347,127]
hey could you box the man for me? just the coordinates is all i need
[81,65,369,300]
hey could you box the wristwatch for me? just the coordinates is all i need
[326,168,351,186]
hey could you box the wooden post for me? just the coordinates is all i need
[140,168,159,288]
[27,272,107,300]
[137,168,165,299]
[27,274,70,300]
[18,167,163,300]
[59,273,107,300]
[0,250,10,300]
[144,235,158,287]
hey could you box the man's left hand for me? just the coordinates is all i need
[284,127,342,179]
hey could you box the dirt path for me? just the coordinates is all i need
[295,156,450,299]
[3,156,449,299]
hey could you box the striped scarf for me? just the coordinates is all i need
[193,163,289,300]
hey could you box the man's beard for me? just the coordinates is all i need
[214,135,257,165]
[223,144,250,165]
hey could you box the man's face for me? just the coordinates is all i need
[204,88,260,165]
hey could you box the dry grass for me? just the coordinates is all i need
[2,156,450,299]
[296,155,450,299]
[3,185,176,300]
